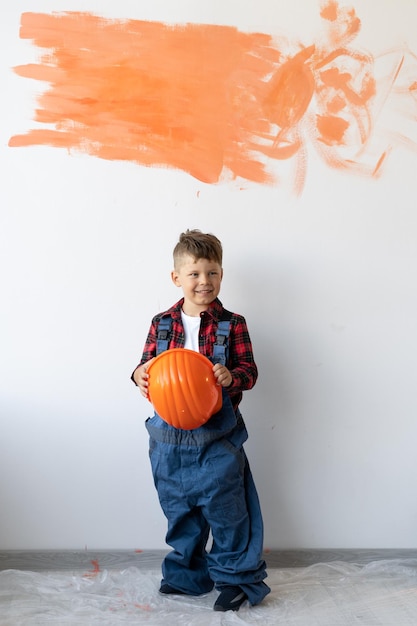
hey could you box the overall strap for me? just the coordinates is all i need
[212,310,232,366]
[156,315,172,355]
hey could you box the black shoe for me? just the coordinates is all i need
[213,586,247,612]
[159,583,186,595]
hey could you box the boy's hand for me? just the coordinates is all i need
[213,363,232,388]
[133,358,155,398]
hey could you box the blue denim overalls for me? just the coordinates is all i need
[145,316,270,606]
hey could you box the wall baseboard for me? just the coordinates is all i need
[1,549,417,572]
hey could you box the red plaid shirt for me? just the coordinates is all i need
[134,298,257,411]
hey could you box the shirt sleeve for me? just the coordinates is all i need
[227,316,258,393]
[139,319,158,365]
[130,318,158,384]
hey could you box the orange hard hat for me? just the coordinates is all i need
[147,348,222,430]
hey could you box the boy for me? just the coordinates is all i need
[131,229,270,612]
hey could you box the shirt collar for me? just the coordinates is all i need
[169,297,223,321]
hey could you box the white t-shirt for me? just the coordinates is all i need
[181,310,201,352]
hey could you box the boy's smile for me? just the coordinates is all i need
[171,254,223,316]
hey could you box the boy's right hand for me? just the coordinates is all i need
[133,359,155,398]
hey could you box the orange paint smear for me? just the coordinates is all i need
[321,1,339,22]
[321,1,361,44]
[134,603,152,611]
[264,46,316,129]
[8,4,391,192]
[10,12,275,185]
[317,114,349,144]
[83,559,100,578]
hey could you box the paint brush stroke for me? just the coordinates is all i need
[8,3,417,193]
[9,12,277,185]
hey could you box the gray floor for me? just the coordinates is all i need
[1,550,417,625]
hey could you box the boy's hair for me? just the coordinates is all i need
[173,229,223,268]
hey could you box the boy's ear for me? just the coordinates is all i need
[171,269,181,287]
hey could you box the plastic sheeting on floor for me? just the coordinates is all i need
[1,559,417,625]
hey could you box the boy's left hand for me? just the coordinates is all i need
[213,363,232,387]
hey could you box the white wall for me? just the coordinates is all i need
[1,0,417,550]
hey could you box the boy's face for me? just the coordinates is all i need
[171,254,223,316]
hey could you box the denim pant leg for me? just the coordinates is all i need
[201,440,271,606]
[149,439,214,595]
